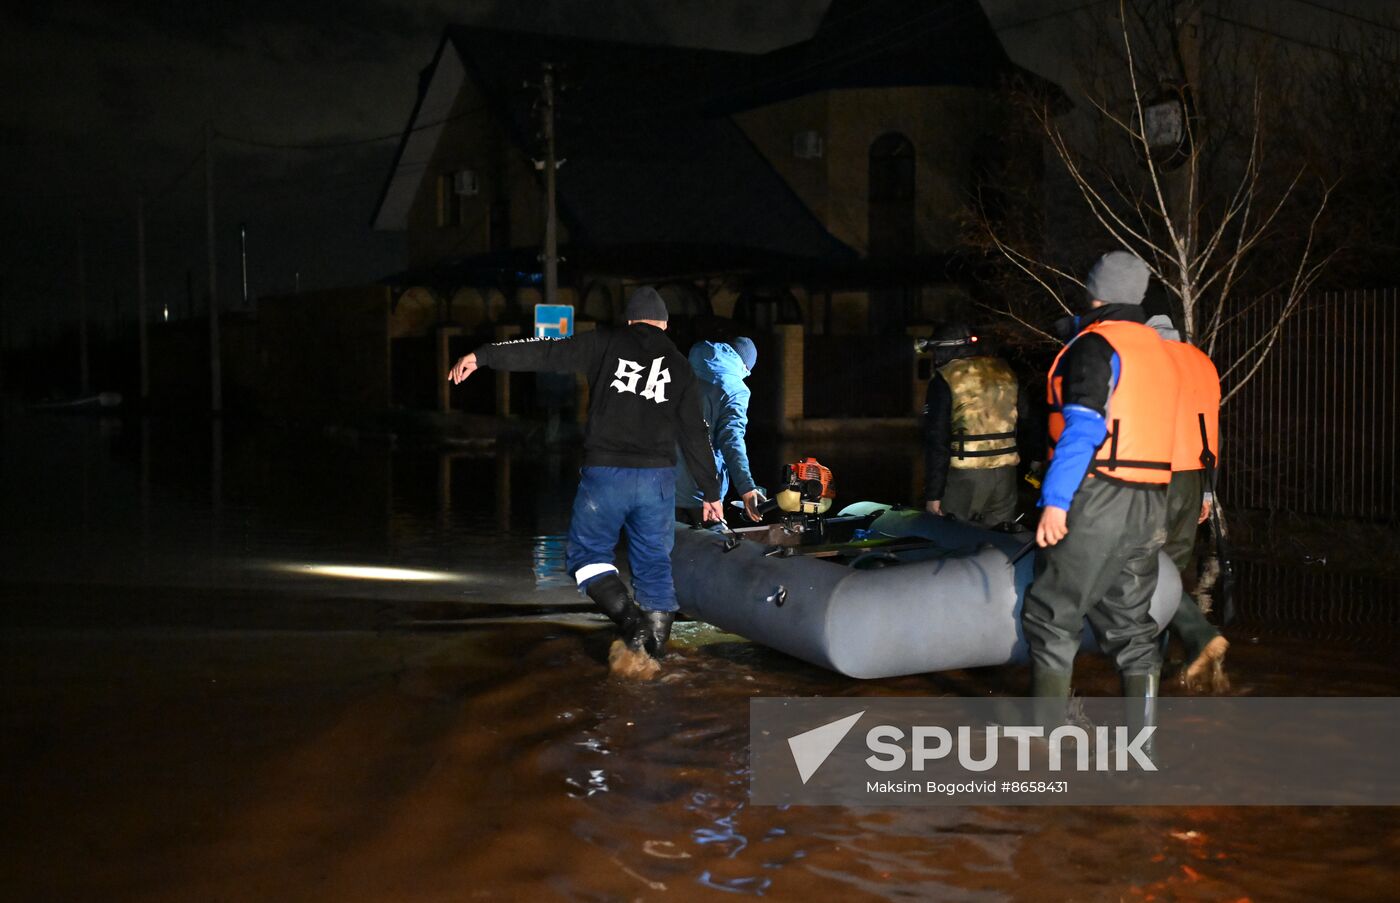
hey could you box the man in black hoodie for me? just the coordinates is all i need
[448,286,722,659]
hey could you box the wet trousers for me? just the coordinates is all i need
[566,466,678,612]
[1163,469,1221,654]
[1022,478,1166,676]
[943,465,1018,526]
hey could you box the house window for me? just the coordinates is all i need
[437,173,463,227]
[868,132,916,257]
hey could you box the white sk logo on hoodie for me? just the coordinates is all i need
[611,357,670,403]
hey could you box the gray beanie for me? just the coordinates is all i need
[625,286,669,322]
[731,336,757,372]
[1145,314,1181,341]
[1086,251,1150,306]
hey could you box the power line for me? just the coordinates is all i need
[220,2,995,164]
[997,0,1112,32]
[215,102,487,151]
[148,144,205,204]
[1285,0,1400,37]
[711,0,979,106]
[467,0,913,108]
[1206,9,1400,62]
[224,158,431,197]
[221,2,1022,230]
[573,0,986,129]
[217,126,401,151]
[164,2,1400,162]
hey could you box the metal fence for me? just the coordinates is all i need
[1217,289,1400,521]
[1231,560,1400,646]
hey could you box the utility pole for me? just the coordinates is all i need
[137,194,150,403]
[1171,0,1203,340]
[77,216,89,396]
[239,222,249,309]
[0,288,6,396]
[204,121,222,413]
[540,61,559,307]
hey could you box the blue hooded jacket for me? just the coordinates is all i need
[675,341,757,507]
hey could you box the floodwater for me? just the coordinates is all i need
[2,410,1398,902]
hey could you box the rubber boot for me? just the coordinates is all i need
[585,573,640,635]
[1032,668,1073,697]
[1181,636,1231,694]
[1122,672,1159,703]
[1171,592,1230,693]
[631,610,675,660]
[1121,671,1160,765]
[1031,668,1073,731]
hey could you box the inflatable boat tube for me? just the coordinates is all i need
[672,501,1181,679]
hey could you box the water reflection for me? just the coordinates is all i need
[0,414,937,604]
[2,411,1398,900]
[0,414,587,604]
[564,768,611,799]
[697,869,773,895]
[276,563,468,583]
[532,534,571,589]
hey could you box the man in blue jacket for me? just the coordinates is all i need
[675,337,765,523]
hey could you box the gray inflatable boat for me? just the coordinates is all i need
[672,502,1181,679]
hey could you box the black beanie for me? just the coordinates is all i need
[624,286,668,322]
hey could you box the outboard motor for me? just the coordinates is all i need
[774,457,835,515]
[759,456,837,542]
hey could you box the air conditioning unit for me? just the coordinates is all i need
[453,169,479,196]
[792,130,824,160]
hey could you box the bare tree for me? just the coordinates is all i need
[1286,26,1400,288]
[972,0,1336,404]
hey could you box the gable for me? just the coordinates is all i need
[372,38,466,232]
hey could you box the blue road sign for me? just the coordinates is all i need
[534,304,574,338]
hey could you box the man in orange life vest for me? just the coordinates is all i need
[1150,314,1230,691]
[1023,251,1178,702]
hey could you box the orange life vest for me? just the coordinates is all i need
[1163,340,1221,472]
[1046,319,1178,487]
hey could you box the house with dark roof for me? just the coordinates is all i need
[371,0,1054,424]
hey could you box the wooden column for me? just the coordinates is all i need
[494,324,521,416]
[436,325,463,413]
[776,324,804,428]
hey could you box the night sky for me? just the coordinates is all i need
[0,0,829,343]
[1,0,1390,344]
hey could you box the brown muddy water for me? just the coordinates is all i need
[2,412,1398,901]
